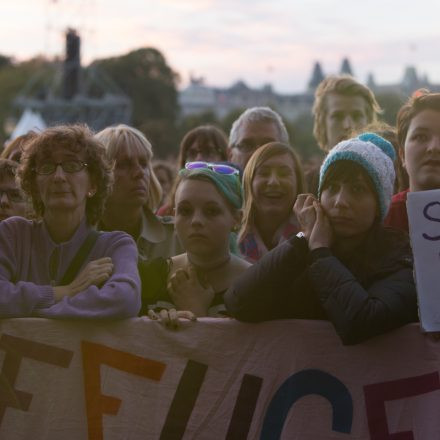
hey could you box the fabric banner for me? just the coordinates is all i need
[0,318,439,439]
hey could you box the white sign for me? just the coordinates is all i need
[407,189,440,331]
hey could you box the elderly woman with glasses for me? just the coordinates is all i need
[0,124,141,318]
[141,161,250,328]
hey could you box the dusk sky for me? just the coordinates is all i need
[2,0,440,93]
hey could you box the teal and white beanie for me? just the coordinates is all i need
[318,133,396,221]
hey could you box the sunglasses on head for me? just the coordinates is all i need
[185,161,239,176]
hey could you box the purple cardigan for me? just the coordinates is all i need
[0,216,141,318]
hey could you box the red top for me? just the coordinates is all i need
[383,189,410,233]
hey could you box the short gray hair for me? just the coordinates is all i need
[229,107,289,146]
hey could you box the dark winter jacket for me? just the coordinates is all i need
[224,227,418,345]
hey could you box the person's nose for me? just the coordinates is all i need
[53,164,67,181]
[132,162,146,179]
[427,136,440,153]
[191,209,204,227]
[334,186,350,208]
[267,171,280,186]
[342,115,355,130]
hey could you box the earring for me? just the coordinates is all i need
[87,191,95,198]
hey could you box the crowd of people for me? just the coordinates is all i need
[1,74,438,345]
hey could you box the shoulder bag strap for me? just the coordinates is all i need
[60,230,100,286]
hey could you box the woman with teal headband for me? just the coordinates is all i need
[141,162,251,327]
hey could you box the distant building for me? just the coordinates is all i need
[368,65,440,96]
[307,62,325,92]
[179,58,440,121]
[340,58,354,77]
[179,76,313,121]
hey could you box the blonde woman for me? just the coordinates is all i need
[239,142,305,263]
[96,124,183,261]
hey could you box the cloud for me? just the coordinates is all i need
[1,0,440,93]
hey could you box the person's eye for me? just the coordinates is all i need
[237,143,253,153]
[331,112,343,121]
[326,182,339,193]
[352,183,367,194]
[352,112,363,121]
[257,169,270,177]
[63,160,82,172]
[278,169,292,178]
[412,133,429,142]
[176,206,192,216]
[204,206,221,216]
[37,162,55,174]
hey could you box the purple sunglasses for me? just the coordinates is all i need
[184,161,239,175]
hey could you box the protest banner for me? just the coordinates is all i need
[0,318,438,439]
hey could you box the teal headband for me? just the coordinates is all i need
[178,167,243,210]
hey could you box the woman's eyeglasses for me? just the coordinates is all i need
[35,160,88,175]
[185,161,239,175]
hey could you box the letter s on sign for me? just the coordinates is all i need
[422,201,440,241]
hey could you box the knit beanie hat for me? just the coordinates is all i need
[318,133,396,220]
[178,167,243,210]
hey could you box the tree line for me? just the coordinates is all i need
[0,48,405,161]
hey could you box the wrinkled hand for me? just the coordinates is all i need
[148,308,196,330]
[308,201,333,250]
[294,194,318,240]
[54,257,113,302]
[168,265,215,317]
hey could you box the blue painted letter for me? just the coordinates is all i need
[260,369,353,439]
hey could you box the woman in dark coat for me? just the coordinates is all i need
[225,133,418,345]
